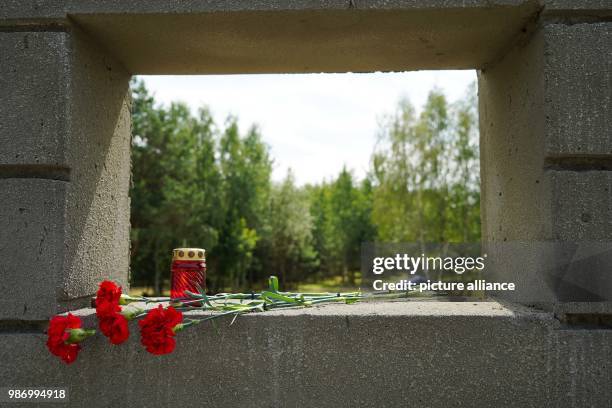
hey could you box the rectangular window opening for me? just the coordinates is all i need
[128,70,482,300]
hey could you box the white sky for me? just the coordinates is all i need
[140,70,476,185]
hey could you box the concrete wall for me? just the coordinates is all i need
[479,15,612,307]
[1,302,610,407]
[1,1,611,406]
[2,1,541,73]
[0,27,131,320]
[1,0,608,316]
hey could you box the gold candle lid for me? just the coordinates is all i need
[172,248,205,261]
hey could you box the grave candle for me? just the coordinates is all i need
[171,248,206,299]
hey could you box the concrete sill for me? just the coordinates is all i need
[72,298,551,319]
[1,301,610,407]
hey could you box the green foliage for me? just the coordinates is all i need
[371,86,480,245]
[307,169,376,284]
[130,79,270,293]
[130,78,480,293]
[258,170,317,288]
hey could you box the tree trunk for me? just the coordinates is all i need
[153,239,161,296]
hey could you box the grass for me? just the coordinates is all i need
[129,272,485,299]
[129,274,362,297]
[296,274,362,293]
[129,286,170,297]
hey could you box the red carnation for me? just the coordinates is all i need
[96,300,121,319]
[46,313,94,364]
[138,305,183,355]
[99,313,130,345]
[96,280,122,310]
[95,280,132,344]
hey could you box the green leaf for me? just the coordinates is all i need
[183,290,203,299]
[254,303,265,312]
[268,276,279,292]
[195,283,212,307]
[261,291,298,303]
[220,304,253,311]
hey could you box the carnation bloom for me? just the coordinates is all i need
[46,313,94,364]
[96,300,121,319]
[138,305,183,355]
[99,313,130,345]
[95,280,132,344]
[95,280,122,311]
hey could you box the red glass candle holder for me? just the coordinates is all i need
[171,248,206,300]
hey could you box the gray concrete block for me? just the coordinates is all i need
[1,0,533,19]
[0,179,65,320]
[480,22,611,164]
[479,24,612,242]
[544,23,612,156]
[353,0,529,8]
[1,302,610,407]
[61,27,131,301]
[0,0,607,323]
[544,171,612,302]
[0,32,69,166]
[0,302,577,407]
[542,0,612,13]
[548,329,612,407]
[69,3,538,74]
[483,240,612,305]
[478,26,549,243]
[0,1,66,22]
[550,170,612,240]
[0,27,131,319]
[479,23,612,307]
[553,301,612,316]
[1,0,540,74]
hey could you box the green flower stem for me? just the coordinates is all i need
[143,291,362,304]
[120,307,145,320]
[119,275,425,330]
[65,328,96,344]
[265,303,307,310]
[119,294,146,305]
[172,319,202,333]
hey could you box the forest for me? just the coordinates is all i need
[129,79,480,294]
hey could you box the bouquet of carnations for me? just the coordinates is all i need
[46,276,363,364]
